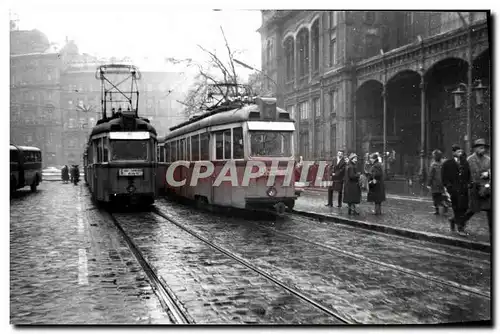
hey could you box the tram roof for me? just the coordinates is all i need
[89,115,157,137]
[162,103,292,141]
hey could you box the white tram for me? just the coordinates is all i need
[158,95,297,215]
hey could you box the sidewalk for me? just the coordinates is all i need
[294,191,491,252]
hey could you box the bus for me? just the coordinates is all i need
[10,144,43,194]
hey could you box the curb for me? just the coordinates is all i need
[302,188,432,203]
[293,209,491,253]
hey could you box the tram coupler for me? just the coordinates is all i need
[274,202,286,216]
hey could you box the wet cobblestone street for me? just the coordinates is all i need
[10,182,491,324]
[10,183,170,324]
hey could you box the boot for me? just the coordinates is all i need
[376,204,382,215]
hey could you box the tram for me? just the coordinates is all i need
[158,84,297,215]
[84,64,158,206]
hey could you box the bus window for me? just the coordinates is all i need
[233,127,244,159]
[224,130,231,159]
[191,134,200,161]
[10,150,19,163]
[200,133,210,160]
[186,137,191,161]
[215,132,224,160]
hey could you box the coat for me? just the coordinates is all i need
[427,160,444,194]
[367,162,386,203]
[441,157,471,212]
[329,158,346,191]
[61,166,69,181]
[343,162,362,204]
[467,153,491,212]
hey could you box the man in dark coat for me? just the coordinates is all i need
[367,153,386,215]
[441,144,471,234]
[343,153,362,215]
[327,150,346,207]
[463,138,491,232]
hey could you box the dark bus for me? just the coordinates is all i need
[10,144,43,194]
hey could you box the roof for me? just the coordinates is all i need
[89,115,157,137]
[162,103,291,141]
[10,145,41,151]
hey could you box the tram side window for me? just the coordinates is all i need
[165,143,170,163]
[159,146,165,162]
[180,138,185,160]
[191,134,200,161]
[186,137,191,161]
[36,152,42,162]
[171,141,177,162]
[233,127,244,159]
[102,139,109,162]
[224,130,231,159]
[95,139,102,162]
[200,133,210,160]
[215,131,224,160]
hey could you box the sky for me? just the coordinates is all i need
[9,1,263,80]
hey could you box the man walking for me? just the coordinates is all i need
[464,138,491,234]
[327,150,346,207]
[441,144,471,234]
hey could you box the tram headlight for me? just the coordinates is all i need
[266,186,277,197]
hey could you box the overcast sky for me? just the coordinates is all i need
[9,2,262,79]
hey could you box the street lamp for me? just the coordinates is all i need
[452,79,488,109]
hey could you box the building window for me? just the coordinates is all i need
[299,130,309,160]
[403,12,414,42]
[331,124,337,153]
[315,122,324,159]
[24,134,33,143]
[329,38,337,67]
[68,138,77,149]
[330,11,337,28]
[313,98,320,118]
[299,101,310,120]
[68,118,76,129]
[311,20,320,74]
[284,37,295,82]
[365,12,375,25]
[297,28,309,78]
[330,90,338,118]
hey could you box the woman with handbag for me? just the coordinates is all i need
[343,153,362,215]
[367,153,386,215]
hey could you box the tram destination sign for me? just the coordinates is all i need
[119,168,144,176]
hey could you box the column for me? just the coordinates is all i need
[419,75,426,186]
[382,84,387,174]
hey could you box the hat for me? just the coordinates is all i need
[473,138,489,148]
[451,144,461,152]
[348,153,358,160]
[370,153,379,160]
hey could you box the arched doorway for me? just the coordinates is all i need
[425,58,468,158]
[355,80,383,164]
[472,49,491,145]
[386,70,422,176]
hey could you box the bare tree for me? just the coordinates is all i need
[178,26,261,117]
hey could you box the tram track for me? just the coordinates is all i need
[105,210,192,324]
[149,207,353,324]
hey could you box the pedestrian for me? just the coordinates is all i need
[326,150,346,207]
[61,165,69,184]
[463,138,491,233]
[427,149,447,215]
[343,153,362,215]
[404,159,415,195]
[69,165,75,183]
[441,144,471,234]
[367,153,386,215]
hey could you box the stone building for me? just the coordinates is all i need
[10,28,63,166]
[258,11,490,178]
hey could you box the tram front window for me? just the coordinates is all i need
[111,140,148,160]
[249,131,292,157]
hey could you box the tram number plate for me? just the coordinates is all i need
[119,168,143,176]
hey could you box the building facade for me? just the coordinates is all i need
[11,26,187,166]
[10,29,63,167]
[259,11,490,178]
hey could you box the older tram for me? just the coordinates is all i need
[158,84,297,215]
[84,64,158,206]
